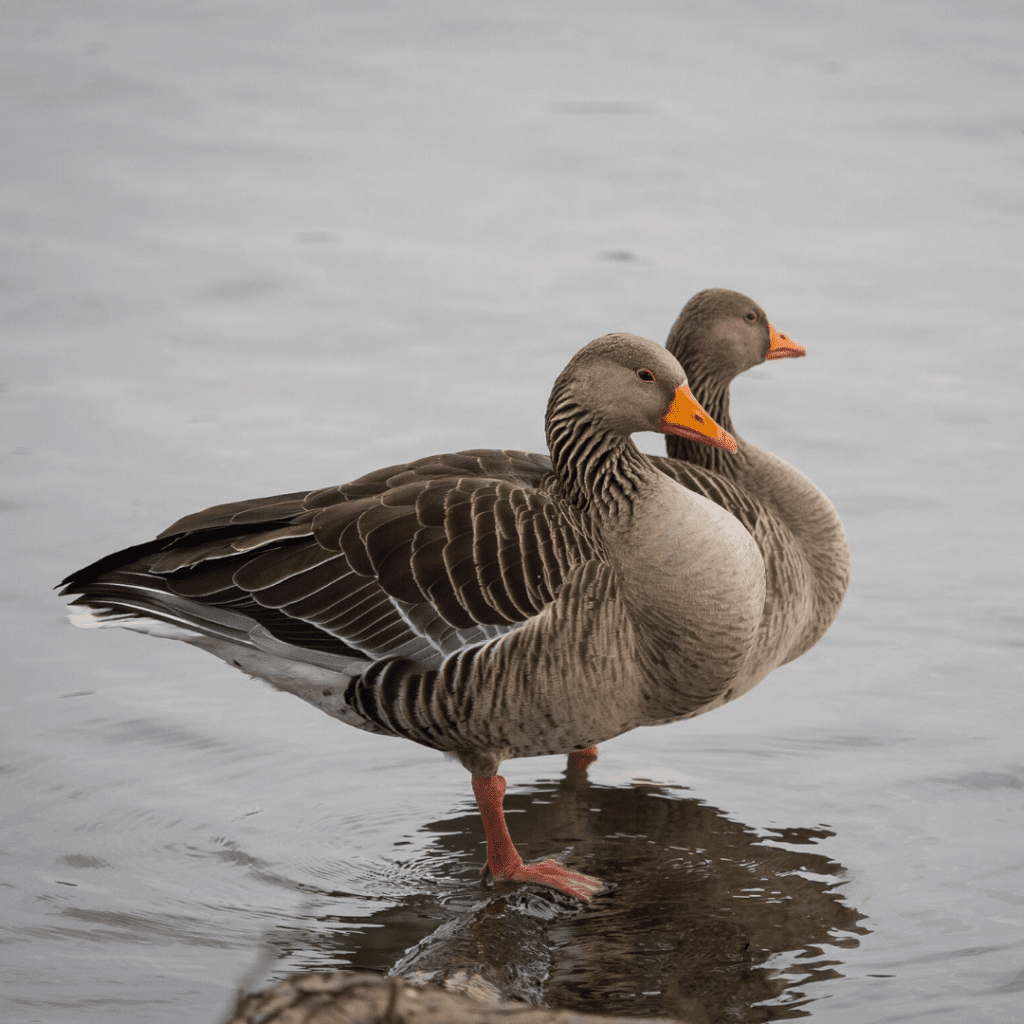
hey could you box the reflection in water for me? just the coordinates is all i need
[265,770,867,1023]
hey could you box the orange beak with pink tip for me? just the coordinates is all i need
[661,384,737,452]
[766,324,806,360]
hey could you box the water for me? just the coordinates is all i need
[2,1,1022,1021]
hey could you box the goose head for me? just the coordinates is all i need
[666,288,805,388]
[663,290,803,465]
[546,333,736,454]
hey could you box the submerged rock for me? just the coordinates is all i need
[225,970,690,1024]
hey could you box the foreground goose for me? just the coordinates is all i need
[655,289,849,685]
[62,333,762,901]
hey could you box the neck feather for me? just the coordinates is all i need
[545,398,653,520]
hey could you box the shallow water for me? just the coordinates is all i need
[2,2,1023,1022]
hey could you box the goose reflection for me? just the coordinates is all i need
[268,768,867,1023]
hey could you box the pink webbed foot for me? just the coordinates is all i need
[567,745,599,771]
[472,774,604,902]
[481,856,604,902]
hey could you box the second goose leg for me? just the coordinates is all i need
[566,745,599,770]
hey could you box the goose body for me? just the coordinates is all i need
[63,333,761,899]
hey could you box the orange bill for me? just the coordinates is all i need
[661,384,737,452]
[766,323,806,360]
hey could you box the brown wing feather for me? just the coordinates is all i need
[63,449,593,672]
[157,491,311,536]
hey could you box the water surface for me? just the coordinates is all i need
[2,2,1022,1022]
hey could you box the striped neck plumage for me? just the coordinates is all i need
[545,397,650,520]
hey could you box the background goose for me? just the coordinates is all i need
[654,288,850,695]
[62,333,760,901]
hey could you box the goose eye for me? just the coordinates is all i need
[636,368,656,383]
[745,311,757,322]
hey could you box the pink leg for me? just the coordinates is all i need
[471,775,604,902]
[567,745,599,771]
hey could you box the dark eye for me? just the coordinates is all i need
[636,368,656,383]
[745,311,757,322]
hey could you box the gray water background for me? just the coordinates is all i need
[2,2,1022,1021]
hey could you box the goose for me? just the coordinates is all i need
[61,333,764,902]
[653,289,849,688]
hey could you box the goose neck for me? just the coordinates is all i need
[545,399,652,521]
